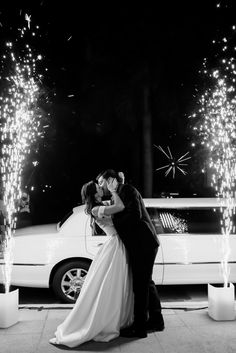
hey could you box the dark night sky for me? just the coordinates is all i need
[0,0,236,223]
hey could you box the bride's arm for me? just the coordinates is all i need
[91,191,124,218]
[103,190,124,215]
[102,178,124,215]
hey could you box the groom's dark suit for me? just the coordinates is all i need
[112,183,163,332]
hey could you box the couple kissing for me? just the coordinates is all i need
[50,169,164,348]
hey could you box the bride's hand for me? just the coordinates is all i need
[107,178,118,193]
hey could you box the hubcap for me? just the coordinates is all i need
[61,267,88,301]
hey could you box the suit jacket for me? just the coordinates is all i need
[112,183,160,253]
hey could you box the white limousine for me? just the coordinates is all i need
[0,197,236,303]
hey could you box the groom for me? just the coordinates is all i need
[97,169,164,338]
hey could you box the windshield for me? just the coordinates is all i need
[58,211,73,228]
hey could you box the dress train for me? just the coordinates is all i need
[50,234,133,347]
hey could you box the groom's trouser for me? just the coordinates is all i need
[129,244,162,330]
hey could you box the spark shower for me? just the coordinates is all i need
[192,46,236,287]
[0,18,45,293]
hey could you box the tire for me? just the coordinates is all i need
[52,260,91,303]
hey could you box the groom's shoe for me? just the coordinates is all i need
[120,326,147,338]
[147,320,165,332]
[147,314,165,332]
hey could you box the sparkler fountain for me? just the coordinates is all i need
[0,18,45,327]
[192,52,236,320]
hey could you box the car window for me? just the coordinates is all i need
[158,208,189,234]
[147,207,236,234]
[147,207,164,234]
[92,221,106,236]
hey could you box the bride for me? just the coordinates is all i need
[49,179,133,347]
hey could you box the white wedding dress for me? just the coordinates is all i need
[50,206,134,347]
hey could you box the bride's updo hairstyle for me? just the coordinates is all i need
[81,181,98,215]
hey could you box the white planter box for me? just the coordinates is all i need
[0,289,19,328]
[208,283,235,321]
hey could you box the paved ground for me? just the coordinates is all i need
[1,301,236,353]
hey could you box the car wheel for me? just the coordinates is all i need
[52,260,90,303]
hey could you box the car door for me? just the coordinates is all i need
[85,216,108,256]
[159,207,236,284]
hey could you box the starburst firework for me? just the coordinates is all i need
[154,145,191,178]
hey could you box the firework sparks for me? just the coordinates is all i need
[25,14,31,29]
[192,53,236,287]
[154,145,191,178]
[0,21,45,293]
